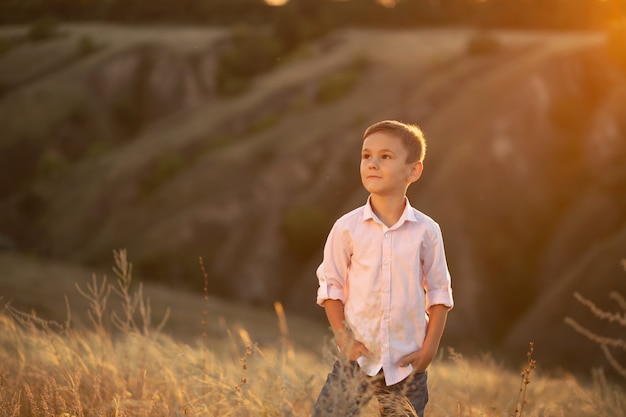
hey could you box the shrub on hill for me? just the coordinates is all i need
[246,112,282,135]
[215,2,333,97]
[315,55,369,104]
[27,17,60,41]
[272,0,333,52]
[216,24,282,96]
[38,147,69,178]
[0,36,12,55]
[76,34,100,57]
[139,152,185,196]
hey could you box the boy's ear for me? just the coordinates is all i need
[408,161,423,183]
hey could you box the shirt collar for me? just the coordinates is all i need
[363,196,417,228]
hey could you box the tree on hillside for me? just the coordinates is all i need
[272,0,334,50]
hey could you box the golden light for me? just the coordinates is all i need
[377,0,399,7]
[264,0,289,5]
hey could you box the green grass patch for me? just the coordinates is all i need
[315,55,368,104]
[38,147,69,178]
[86,141,113,158]
[140,152,185,195]
[76,34,102,57]
[246,112,281,135]
[0,36,13,55]
[27,17,61,42]
[204,133,236,152]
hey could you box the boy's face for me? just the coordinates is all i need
[360,131,423,197]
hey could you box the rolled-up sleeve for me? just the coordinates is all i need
[316,222,351,306]
[422,223,454,312]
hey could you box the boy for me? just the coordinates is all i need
[312,120,454,417]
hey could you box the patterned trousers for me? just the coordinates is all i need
[311,360,429,417]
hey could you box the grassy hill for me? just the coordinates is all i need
[1,22,626,376]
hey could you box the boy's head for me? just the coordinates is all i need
[360,120,425,195]
[363,120,426,164]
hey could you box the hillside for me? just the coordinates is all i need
[0,251,329,353]
[0,23,625,375]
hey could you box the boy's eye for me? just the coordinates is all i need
[361,154,371,159]
[382,154,392,159]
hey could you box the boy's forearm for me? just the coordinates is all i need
[322,299,352,345]
[422,304,450,355]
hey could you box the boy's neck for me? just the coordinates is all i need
[369,193,407,227]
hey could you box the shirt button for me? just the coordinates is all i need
[383,260,390,266]
[384,233,390,238]
[383,343,389,348]
[383,288,389,293]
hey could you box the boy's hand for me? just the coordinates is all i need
[398,345,436,372]
[323,299,373,361]
[399,304,450,372]
[339,339,372,361]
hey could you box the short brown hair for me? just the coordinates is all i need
[363,120,426,163]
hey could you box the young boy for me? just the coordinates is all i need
[312,120,454,417]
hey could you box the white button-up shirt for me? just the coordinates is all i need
[316,197,454,385]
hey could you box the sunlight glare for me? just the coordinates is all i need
[265,0,289,5]
[378,0,399,7]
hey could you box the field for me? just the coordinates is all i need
[1,251,624,417]
[1,21,626,416]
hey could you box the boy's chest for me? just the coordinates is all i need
[349,226,423,270]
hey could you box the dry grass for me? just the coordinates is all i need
[0,251,624,417]
[564,260,626,379]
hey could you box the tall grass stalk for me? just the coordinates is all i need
[512,342,536,417]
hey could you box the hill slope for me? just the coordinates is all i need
[1,24,625,374]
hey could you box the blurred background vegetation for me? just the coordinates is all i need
[0,0,624,29]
